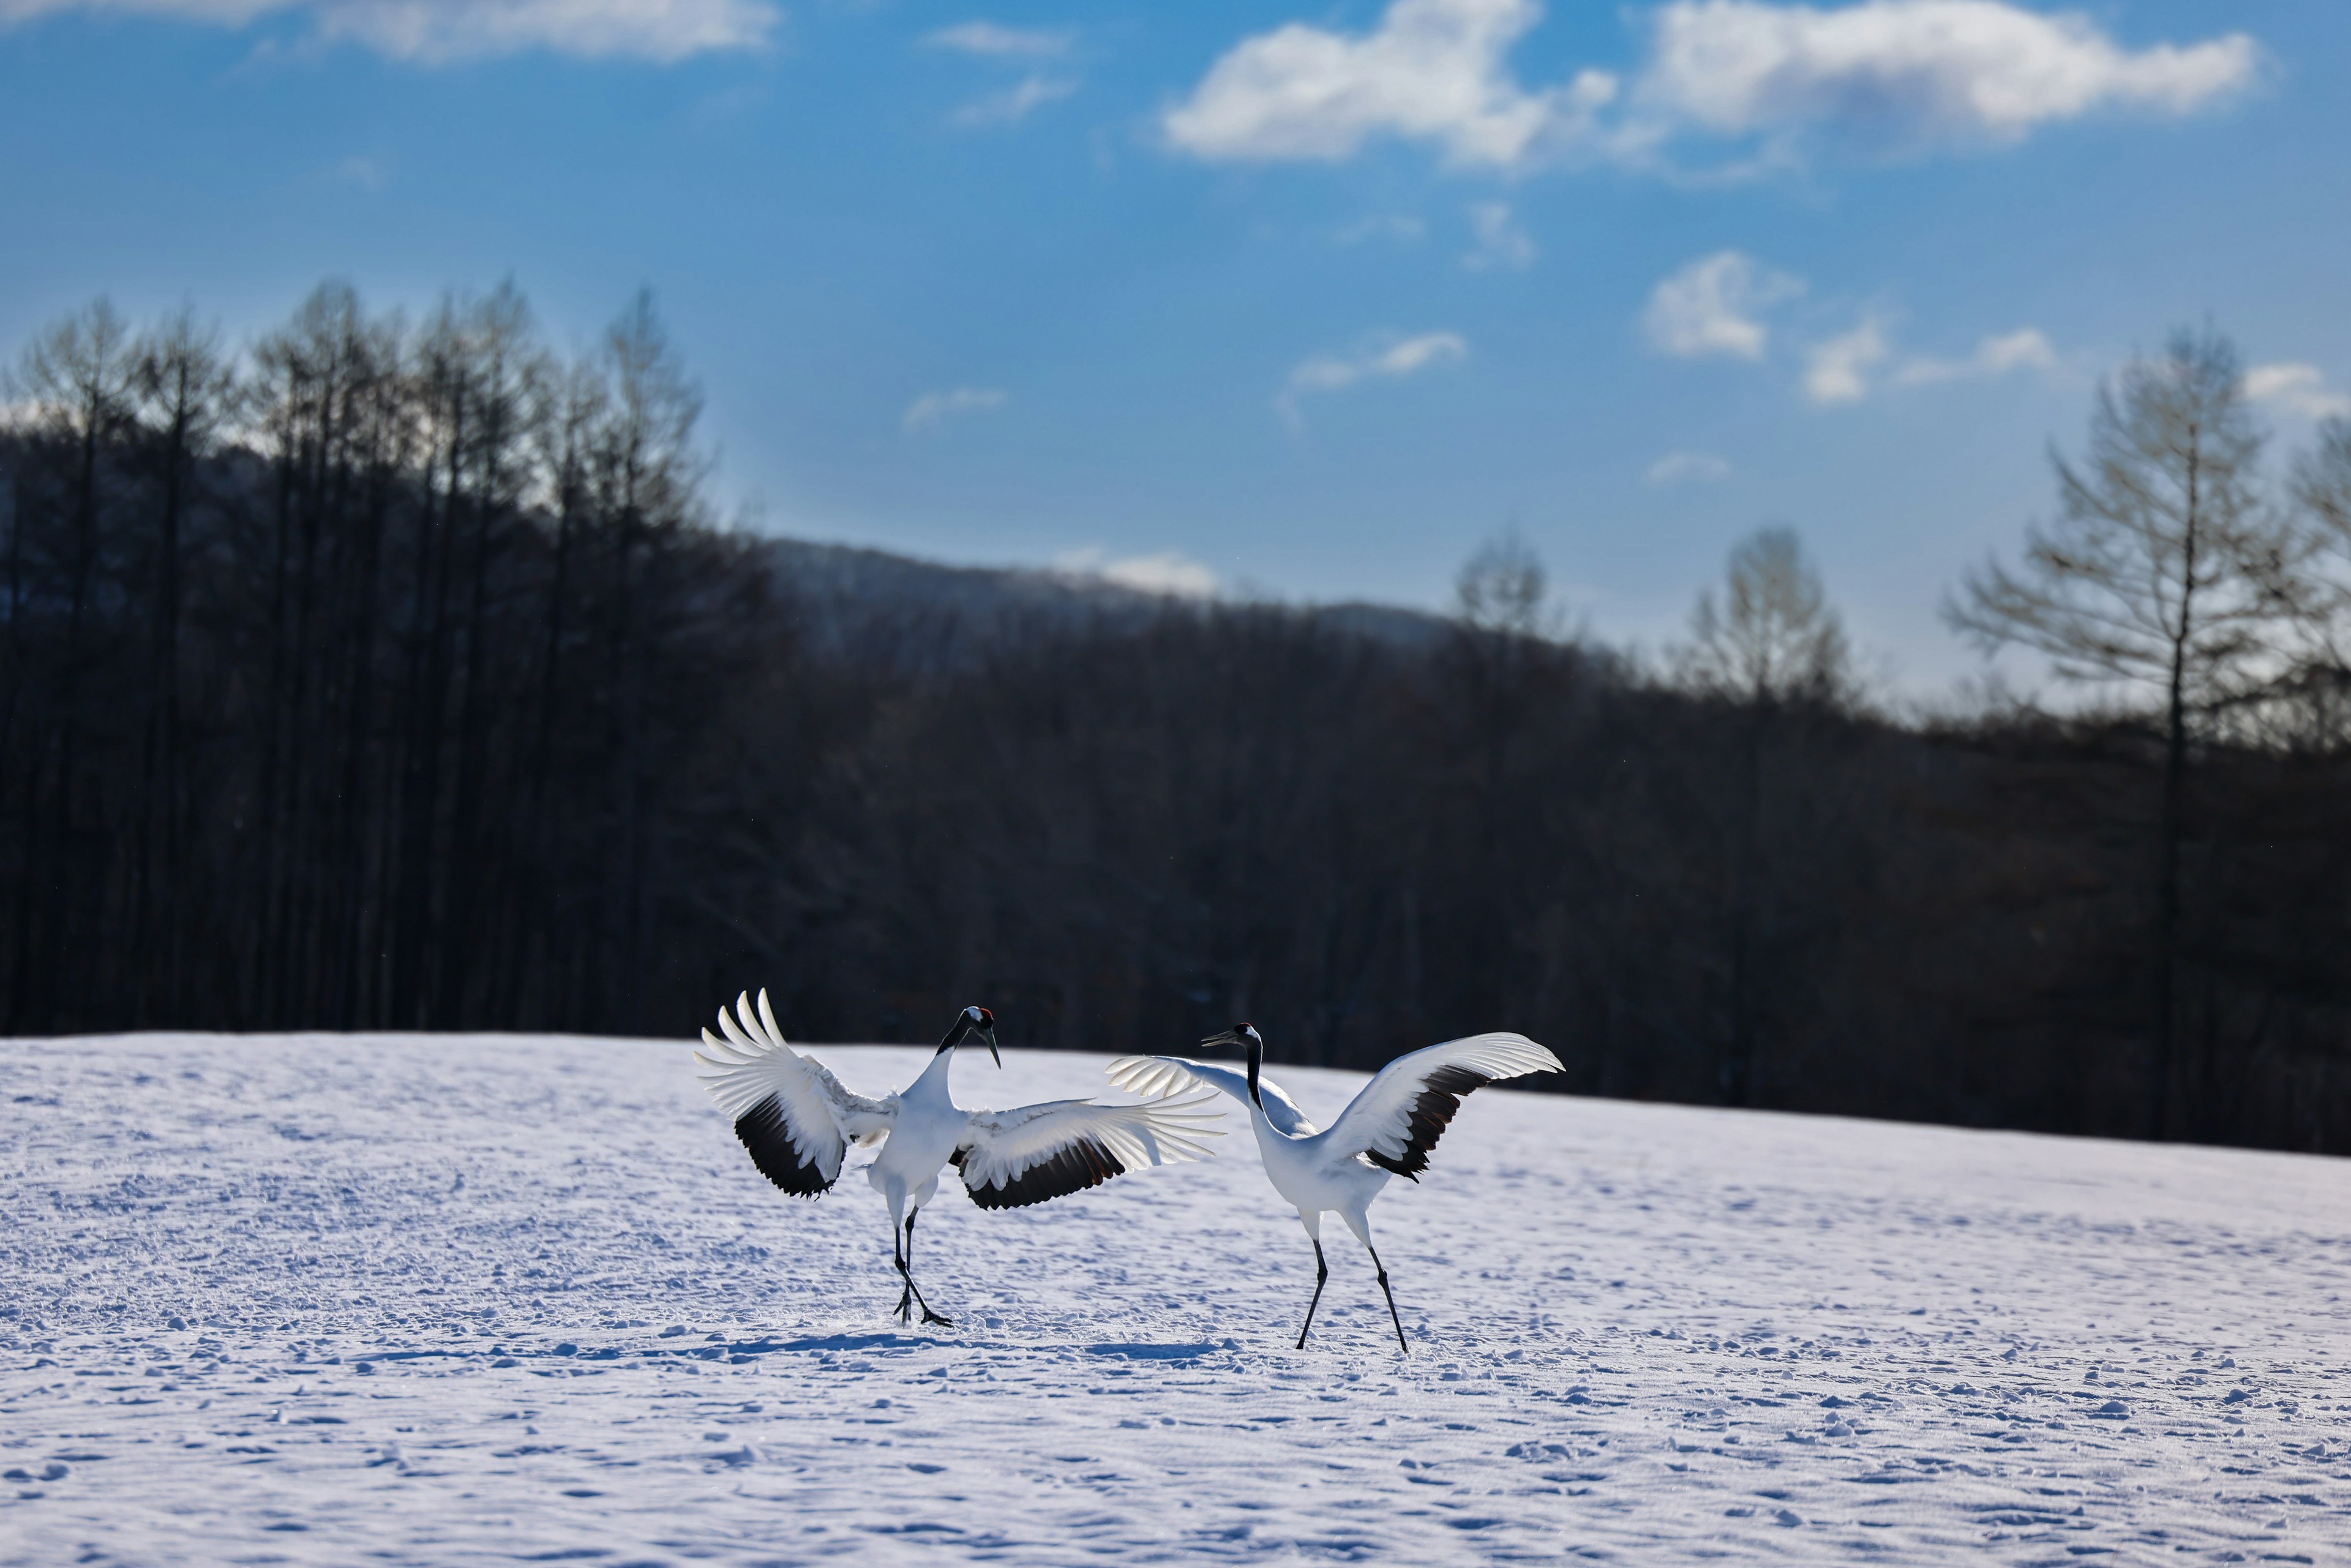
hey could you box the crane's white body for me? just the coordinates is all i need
[1244,1100,1391,1251]
[1132,1059,1391,1251]
[1108,1031,1563,1350]
[866,1048,968,1226]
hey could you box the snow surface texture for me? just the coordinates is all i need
[3,1033,2349,1566]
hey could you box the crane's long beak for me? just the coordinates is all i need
[982,1026,1002,1068]
[1198,1029,1243,1052]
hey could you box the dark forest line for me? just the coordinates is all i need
[5,283,2350,1155]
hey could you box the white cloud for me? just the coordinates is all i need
[921,21,1071,59]
[926,20,1079,129]
[1161,0,1618,170]
[1640,1,2262,151]
[1643,250,2056,406]
[1971,325,2056,372]
[1644,257,2058,407]
[902,386,1008,433]
[1643,250,1802,359]
[1646,450,1733,485]
[1054,547,1221,599]
[1161,0,2259,174]
[1803,315,1890,404]
[0,0,778,61]
[1891,325,2057,386]
[1461,201,1535,271]
[2245,362,2351,422]
[950,72,1076,127]
[1277,331,1468,428]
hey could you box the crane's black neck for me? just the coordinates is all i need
[1245,1038,1264,1108]
[935,1019,969,1056]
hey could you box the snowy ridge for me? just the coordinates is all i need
[2,1033,2349,1564]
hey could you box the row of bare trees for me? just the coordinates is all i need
[1943,329,2351,1138]
[2,283,765,1035]
[4,290,2349,1151]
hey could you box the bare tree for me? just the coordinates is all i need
[2253,418,2351,743]
[1946,325,2284,1137]
[2293,418,2351,544]
[7,299,138,1029]
[1678,525,1851,703]
[1454,530,1556,640]
[594,290,708,1032]
[129,309,233,1019]
[1674,525,1850,1106]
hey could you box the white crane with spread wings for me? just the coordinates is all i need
[1108,1024,1561,1352]
[696,993,1220,1326]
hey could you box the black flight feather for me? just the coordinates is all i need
[733,1092,834,1197]
[1363,1064,1491,1180]
[965,1136,1127,1210]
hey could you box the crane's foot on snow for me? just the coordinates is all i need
[895,1269,953,1327]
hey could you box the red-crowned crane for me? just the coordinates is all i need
[697,994,1220,1326]
[1108,1024,1561,1352]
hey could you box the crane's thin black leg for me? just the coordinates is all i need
[1365,1242,1408,1355]
[1295,1238,1330,1349]
[901,1209,953,1327]
[893,1214,914,1323]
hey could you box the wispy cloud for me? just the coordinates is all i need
[1461,201,1535,271]
[1054,547,1220,599]
[2246,362,2351,421]
[1802,315,1891,405]
[1161,0,2260,175]
[921,21,1072,59]
[1277,331,1468,429]
[1644,250,2055,406]
[925,18,1079,127]
[902,386,1008,433]
[1,0,782,63]
[1644,250,1802,359]
[1807,323,2058,403]
[1646,450,1732,485]
[1891,326,2057,387]
[950,72,1077,127]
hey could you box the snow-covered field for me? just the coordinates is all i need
[3,1032,2348,1566]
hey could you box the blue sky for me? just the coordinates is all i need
[4,0,2346,687]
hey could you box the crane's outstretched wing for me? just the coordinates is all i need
[1103,1054,1318,1137]
[693,990,895,1198]
[956,1093,1222,1211]
[1321,1033,1562,1180]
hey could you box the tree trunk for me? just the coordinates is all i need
[2151,440,2202,1141]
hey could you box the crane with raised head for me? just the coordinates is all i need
[697,994,1221,1326]
[1108,1024,1561,1352]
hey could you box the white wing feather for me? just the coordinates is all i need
[1322,1032,1562,1176]
[957,1092,1223,1209]
[1104,1054,1318,1137]
[692,991,896,1188]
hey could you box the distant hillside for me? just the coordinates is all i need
[763,536,1453,672]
